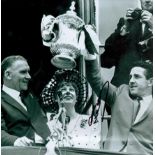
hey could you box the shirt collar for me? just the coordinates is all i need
[2,85,20,99]
[142,95,152,103]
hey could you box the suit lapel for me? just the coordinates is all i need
[1,91,28,117]
[22,93,51,139]
[22,94,35,117]
[132,99,138,123]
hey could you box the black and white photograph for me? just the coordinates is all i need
[1,0,153,155]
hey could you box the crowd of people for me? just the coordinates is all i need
[1,0,153,155]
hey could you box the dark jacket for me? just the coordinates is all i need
[1,91,51,146]
[101,18,153,86]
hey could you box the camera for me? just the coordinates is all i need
[131,8,142,20]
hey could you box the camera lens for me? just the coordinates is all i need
[131,9,142,20]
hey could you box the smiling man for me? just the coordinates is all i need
[85,55,153,154]
[129,64,152,97]
[1,55,51,146]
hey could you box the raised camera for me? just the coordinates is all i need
[131,9,142,20]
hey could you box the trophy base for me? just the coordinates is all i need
[51,55,76,69]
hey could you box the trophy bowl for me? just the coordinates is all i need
[50,43,81,69]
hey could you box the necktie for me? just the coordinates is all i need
[19,92,27,106]
[134,97,142,121]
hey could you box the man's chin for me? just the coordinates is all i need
[129,89,137,96]
[22,86,28,91]
[144,6,153,12]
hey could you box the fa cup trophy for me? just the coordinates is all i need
[41,1,85,69]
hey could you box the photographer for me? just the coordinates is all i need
[101,0,153,87]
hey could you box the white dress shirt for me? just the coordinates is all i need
[2,85,27,111]
[141,23,146,36]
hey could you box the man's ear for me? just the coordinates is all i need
[4,69,12,80]
[148,78,153,87]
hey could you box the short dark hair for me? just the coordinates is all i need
[1,55,27,80]
[131,61,153,79]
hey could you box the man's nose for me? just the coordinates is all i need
[26,73,31,79]
[129,76,135,83]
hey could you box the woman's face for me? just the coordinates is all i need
[57,83,77,107]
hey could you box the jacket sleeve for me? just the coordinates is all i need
[86,59,117,107]
[1,110,18,146]
[100,18,129,68]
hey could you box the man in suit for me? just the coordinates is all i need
[84,52,152,154]
[1,55,51,146]
[101,0,153,87]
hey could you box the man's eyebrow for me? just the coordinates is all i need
[19,69,30,72]
[133,73,142,77]
[129,73,142,76]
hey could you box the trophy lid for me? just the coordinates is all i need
[66,1,76,16]
[56,1,85,29]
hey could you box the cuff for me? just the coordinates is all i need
[85,53,97,60]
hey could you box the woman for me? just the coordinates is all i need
[41,69,103,154]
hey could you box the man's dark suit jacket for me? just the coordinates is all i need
[101,18,153,86]
[1,90,51,146]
